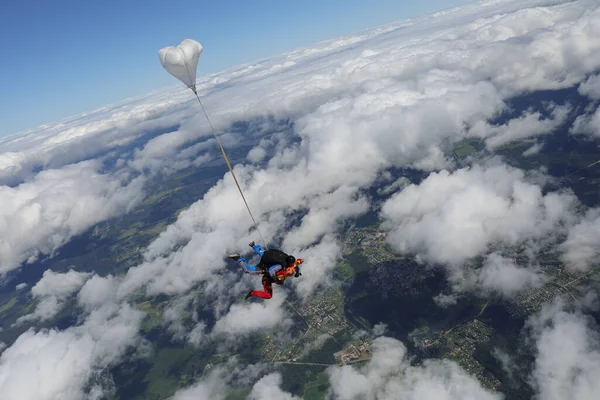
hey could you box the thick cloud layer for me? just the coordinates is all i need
[571,104,600,138]
[0,97,192,185]
[248,373,301,400]
[476,253,545,297]
[2,0,600,399]
[0,160,144,274]
[115,0,600,302]
[527,301,600,400]
[1,0,599,281]
[0,303,144,400]
[381,163,577,267]
[77,274,118,312]
[578,74,600,101]
[571,71,600,139]
[212,295,288,336]
[470,104,571,150]
[17,269,91,323]
[560,208,600,271]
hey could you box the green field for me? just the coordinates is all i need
[334,259,355,280]
[303,372,330,399]
[0,297,18,315]
[454,141,478,157]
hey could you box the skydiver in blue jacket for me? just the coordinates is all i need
[228,241,303,299]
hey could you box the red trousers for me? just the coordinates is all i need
[250,275,276,299]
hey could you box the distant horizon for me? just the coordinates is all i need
[0,0,471,137]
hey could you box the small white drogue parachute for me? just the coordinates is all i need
[157,38,268,246]
[158,39,203,93]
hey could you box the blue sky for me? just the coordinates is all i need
[0,0,471,137]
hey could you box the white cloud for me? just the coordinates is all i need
[578,73,600,100]
[433,293,458,307]
[579,289,600,311]
[31,269,91,299]
[298,333,331,359]
[459,1,600,93]
[0,160,145,274]
[282,187,369,250]
[149,300,600,400]
[171,337,504,400]
[247,145,267,163]
[377,176,411,197]
[492,348,515,381]
[172,368,226,400]
[523,142,543,156]
[0,97,191,185]
[381,163,578,268]
[470,104,571,150]
[160,294,208,346]
[17,269,91,323]
[0,303,144,400]
[372,322,388,336]
[94,4,600,367]
[212,295,287,337]
[476,253,544,298]
[0,4,598,400]
[286,236,342,301]
[77,275,117,312]
[15,283,27,290]
[127,128,214,174]
[570,104,600,138]
[2,0,599,296]
[248,373,300,400]
[187,322,207,346]
[326,336,501,400]
[2,2,600,397]
[161,294,195,340]
[560,208,600,272]
[172,359,268,399]
[115,164,347,300]
[527,300,600,400]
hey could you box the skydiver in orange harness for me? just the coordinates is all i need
[228,241,303,300]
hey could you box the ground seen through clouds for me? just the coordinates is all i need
[1,0,600,399]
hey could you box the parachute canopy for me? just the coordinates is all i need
[158,39,203,92]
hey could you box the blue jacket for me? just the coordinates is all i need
[238,244,283,280]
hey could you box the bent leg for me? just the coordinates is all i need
[252,244,265,257]
[250,276,273,299]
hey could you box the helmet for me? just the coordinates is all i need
[285,255,296,267]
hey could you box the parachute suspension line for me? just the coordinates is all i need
[192,91,268,247]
